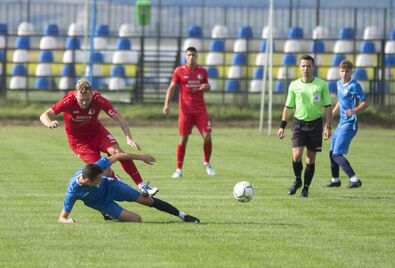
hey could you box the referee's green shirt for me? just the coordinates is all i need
[285,77,331,121]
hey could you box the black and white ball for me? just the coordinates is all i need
[233,181,255,202]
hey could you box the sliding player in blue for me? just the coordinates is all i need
[326,60,368,189]
[58,152,200,224]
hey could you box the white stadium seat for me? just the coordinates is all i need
[12,50,29,63]
[39,36,58,49]
[10,76,27,89]
[183,38,202,51]
[17,22,35,35]
[58,77,74,90]
[119,23,135,37]
[211,25,228,39]
[109,77,126,90]
[249,80,263,92]
[327,67,340,80]
[205,52,224,65]
[68,23,84,36]
[277,67,295,79]
[312,26,330,39]
[35,63,52,76]
[261,26,280,39]
[355,54,374,67]
[112,51,139,64]
[283,40,305,53]
[333,40,354,53]
[227,66,243,79]
[255,53,267,66]
[62,50,84,63]
[363,26,382,40]
[384,41,395,54]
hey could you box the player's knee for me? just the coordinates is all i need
[136,195,154,206]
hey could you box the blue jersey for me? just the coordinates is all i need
[336,79,368,127]
[63,157,112,212]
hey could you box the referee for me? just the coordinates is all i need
[277,54,332,198]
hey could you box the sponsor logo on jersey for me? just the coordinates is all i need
[88,108,95,115]
[197,73,203,80]
[108,109,116,116]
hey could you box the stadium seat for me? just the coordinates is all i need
[12,64,27,76]
[38,50,54,62]
[283,40,305,53]
[207,66,219,78]
[253,67,264,79]
[261,25,280,39]
[255,53,267,66]
[208,78,218,91]
[17,22,35,35]
[15,36,30,49]
[10,76,27,89]
[384,40,395,54]
[95,24,110,36]
[40,23,59,49]
[61,64,76,77]
[233,39,248,52]
[109,77,126,90]
[44,23,59,36]
[225,79,240,92]
[355,54,373,67]
[227,66,243,79]
[232,53,247,65]
[339,27,355,40]
[65,37,81,49]
[249,80,263,92]
[237,26,253,39]
[328,81,337,94]
[327,67,340,80]
[385,55,395,66]
[205,52,224,65]
[275,80,286,93]
[68,23,84,36]
[363,26,382,40]
[111,65,126,78]
[119,23,135,37]
[354,68,368,80]
[312,25,330,39]
[59,77,75,90]
[209,40,225,52]
[211,25,228,39]
[310,40,325,53]
[388,28,395,40]
[333,40,354,53]
[94,37,108,50]
[360,41,376,53]
[90,51,104,63]
[332,54,346,66]
[188,25,203,38]
[277,67,295,79]
[116,38,131,50]
[0,23,7,49]
[85,65,102,77]
[112,50,138,64]
[183,38,202,51]
[35,63,51,76]
[288,27,304,39]
[282,53,297,65]
[62,50,84,63]
[12,50,29,63]
[35,77,51,89]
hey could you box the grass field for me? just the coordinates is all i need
[0,125,394,267]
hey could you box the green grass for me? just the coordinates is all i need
[0,126,394,267]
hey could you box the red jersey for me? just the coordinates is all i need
[51,91,117,140]
[172,64,208,114]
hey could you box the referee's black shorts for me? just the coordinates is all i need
[291,118,323,152]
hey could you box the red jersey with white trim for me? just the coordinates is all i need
[51,91,117,140]
[172,64,208,114]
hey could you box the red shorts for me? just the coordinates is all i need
[178,112,212,135]
[68,125,118,163]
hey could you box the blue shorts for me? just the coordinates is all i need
[84,179,141,219]
[331,124,357,155]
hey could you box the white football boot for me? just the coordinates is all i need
[171,169,183,178]
[138,182,159,196]
[204,162,216,176]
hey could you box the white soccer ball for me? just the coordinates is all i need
[233,181,255,202]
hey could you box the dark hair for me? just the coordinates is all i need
[82,164,103,180]
[339,59,353,70]
[299,54,315,66]
[185,47,197,53]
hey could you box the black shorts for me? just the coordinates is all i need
[291,118,323,152]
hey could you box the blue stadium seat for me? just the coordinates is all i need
[253,67,264,79]
[339,27,355,40]
[259,40,275,52]
[116,38,131,50]
[44,23,59,36]
[275,80,286,93]
[15,36,30,49]
[385,55,395,66]
[209,40,225,52]
[61,64,76,77]
[328,81,338,94]
[0,23,7,35]
[332,54,346,66]
[35,77,51,89]
[288,27,304,39]
[0,51,4,62]
[90,77,102,90]
[207,66,219,78]
[111,65,126,78]
[65,37,81,49]
[282,53,297,65]
[90,52,104,63]
[389,29,395,40]
[39,50,54,62]
[225,80,240,92]
[12,64,27,76]
[187,25,203,38]
[232,53,247,65]
[95,24,110,36]
[354,68,368,80]
[310,40,325,53]
[360,41,375,53]
[237,26,253,39]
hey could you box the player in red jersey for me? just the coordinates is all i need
[163,47,216,178]
[40,79,158,196]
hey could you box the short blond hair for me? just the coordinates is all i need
[339,60,353,70]
[76,79,92,93]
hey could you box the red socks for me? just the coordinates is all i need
[119,159,143,185]
[204,142,212,163]
[177,144,186,169]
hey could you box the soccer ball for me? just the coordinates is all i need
[233,181,255,202]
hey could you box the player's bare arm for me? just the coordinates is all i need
[58,209,76,224]
[332,102,340,116]
[345,99,369,117]
[40,108,59,129]
[199,82,211,92]
[163,82,177,114]
[324,105,333,140]
[111,112,141,151]
[278,106,291,139]
[108,152,156,165]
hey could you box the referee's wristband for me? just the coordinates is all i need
[280,120,287,129]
